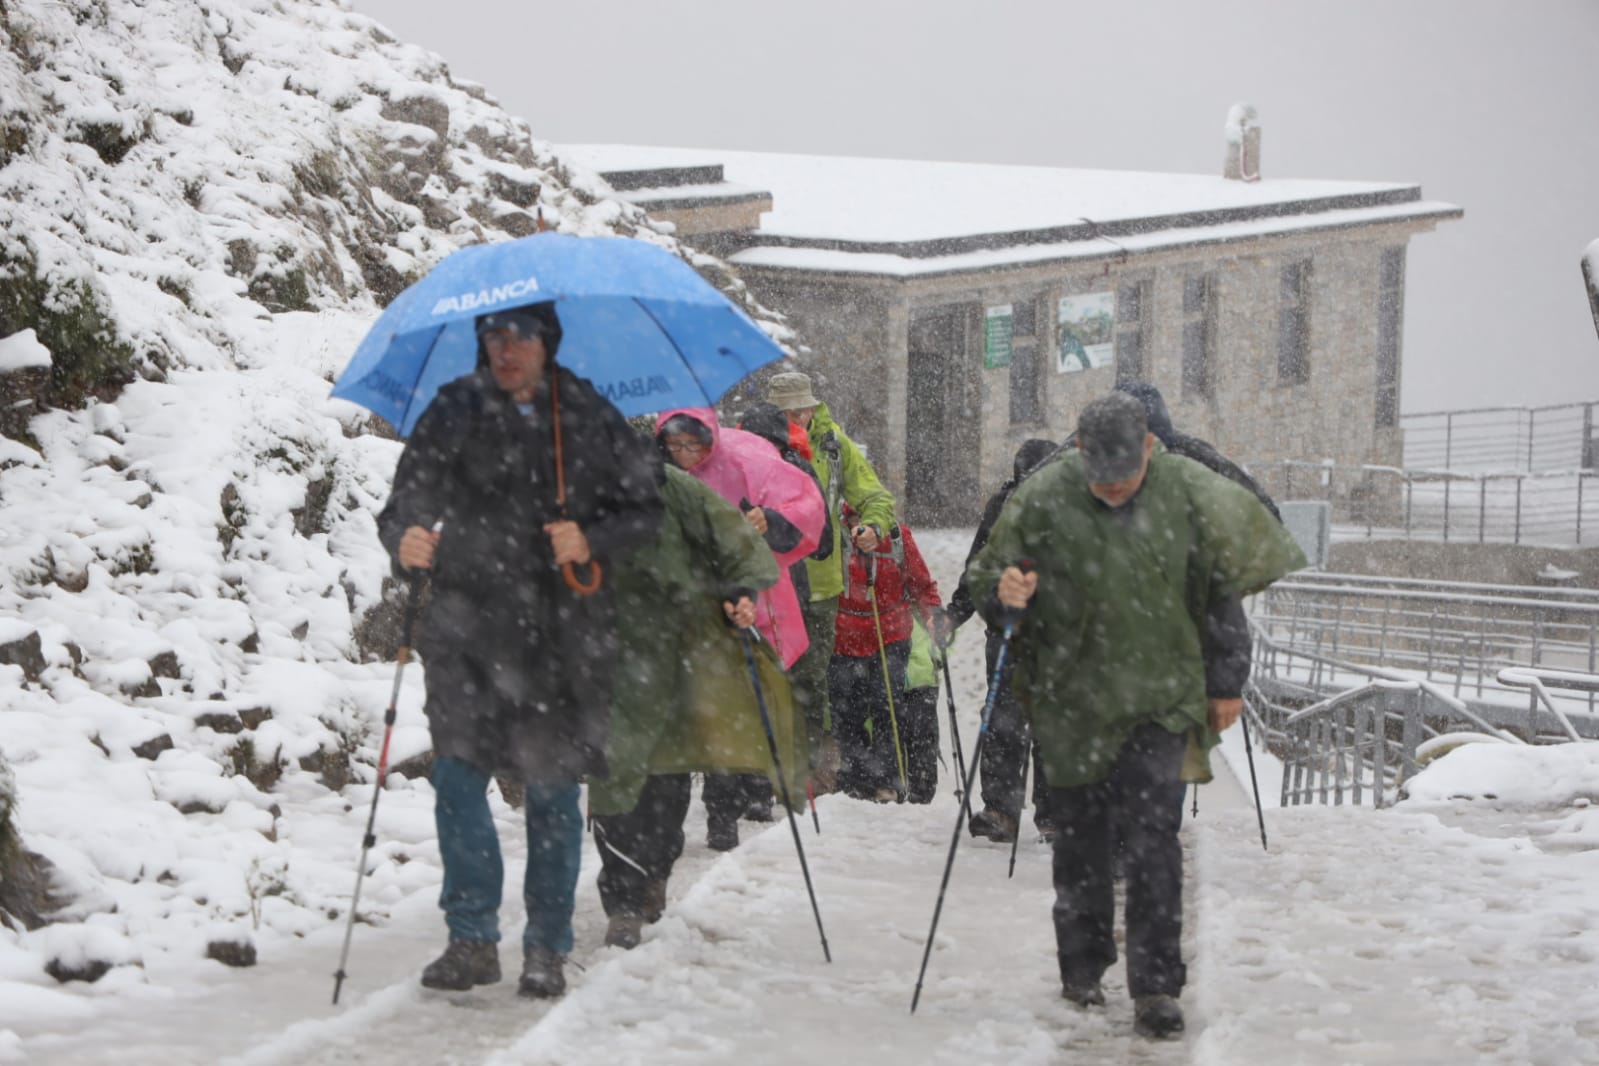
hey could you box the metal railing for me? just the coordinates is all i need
[1245,460,1599,547]
[1253,572,1599,710]
[1402,401,1599,472]
[1248,575,1599,807]
[1257,673,1516,808]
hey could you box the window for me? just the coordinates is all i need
[1009,297,1042,425]
[1181,273,1215,399]
[1277,260,1311,385]
[1375,248,1405,427]
[1114,279,1149,385]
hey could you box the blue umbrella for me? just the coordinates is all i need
[331,233,786,436]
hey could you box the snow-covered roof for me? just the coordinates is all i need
[562,144,1462,278]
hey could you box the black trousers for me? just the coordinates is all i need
[828,640,912,796]
[1047,722,1188,998]
[900,686,939,803]
[593,773,692,918]
[702,771,768,828]
[978,631,1051,824]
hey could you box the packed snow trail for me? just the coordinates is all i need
[13,530,1599,1065]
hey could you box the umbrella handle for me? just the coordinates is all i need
[548,366,603,598]
[562,559,603,595]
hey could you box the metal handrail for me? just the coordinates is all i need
[1495,668,1588,742]
[1278,570,1599,604]
[1256,628,1524,744]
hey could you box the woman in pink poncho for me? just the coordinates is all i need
[654,407,824,667]
[655,406,826,851]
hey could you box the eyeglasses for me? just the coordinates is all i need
[664,440,708,455]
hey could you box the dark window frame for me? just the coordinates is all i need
[1277,259,1312,385]
[1114,279,1151,386]
[1181,272,1215,399]
[1375,247,1405,428]
[1008,295,1043,426]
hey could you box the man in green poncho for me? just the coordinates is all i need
[966,392,1304,1041]
[587,465,805,950]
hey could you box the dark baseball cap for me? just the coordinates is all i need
[1077,392,1149,482]
[474,302,563,356]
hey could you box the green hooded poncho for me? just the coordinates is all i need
[964,445,1305,789]
[590,467,807,816]
[803,403,897,601]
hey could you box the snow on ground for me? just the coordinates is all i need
[7,530,1598,1064]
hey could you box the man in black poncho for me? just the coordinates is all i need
[378,302,664,1000]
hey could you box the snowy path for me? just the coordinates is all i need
[14,530,1599,1064]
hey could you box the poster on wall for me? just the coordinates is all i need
[1056,292,1115,373]
[984,305,1013,368]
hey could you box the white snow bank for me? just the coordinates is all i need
[1402,739,1599,806]
[0,330,51,372]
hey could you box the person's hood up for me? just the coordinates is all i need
[1115,382,1175,445]
[655,406,722,453]
[1012,438,1058,481]
[738,402,813,460]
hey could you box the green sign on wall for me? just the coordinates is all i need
[984,305,1014,368]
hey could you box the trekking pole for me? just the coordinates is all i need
[936,648,967,800]
[332,575,424,1005]
[1006,739,1028,879]
[1240,704,1269,852]
[865,553,910,798]
[807,779,821,834]
[912,562,1030,1013]
[739,628,831,963]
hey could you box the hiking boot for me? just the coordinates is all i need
[419,939,500,990]
[872,787,899,804]
[1035,818,1059,845]
[968,807,1018,843]
[641,878,668,924]
[1133,995,1185,1040]
[517,947,566,999]
[706,817,739,852]
[604,912,644,950]
[1061,979,1106,1008]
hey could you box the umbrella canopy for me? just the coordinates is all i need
[331,233,786,436]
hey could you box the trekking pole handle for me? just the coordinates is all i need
[998,559,1035,630]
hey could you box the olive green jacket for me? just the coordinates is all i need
[964,446,1305,788]
[590,468,806,816]
[804,403,896,601]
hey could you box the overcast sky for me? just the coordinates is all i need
[350,0,1599,413]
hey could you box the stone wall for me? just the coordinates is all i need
[1330,539,1599,588]
[739,217,1439,524]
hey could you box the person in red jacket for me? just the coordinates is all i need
[829,511,946,802]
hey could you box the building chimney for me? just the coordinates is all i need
[1224,103,1261,182]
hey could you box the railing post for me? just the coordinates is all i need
[1478,476,1487,544]
[1331,705,1344,806]
[1399,689,1424,787]
[1584,403,1595,470]
[1404,472,1413,538]
[1445,412,1454,468]
[1514,475,1523,545]
[1372,695,1390,808]
[1527,408,1536,470]
[1579,472,1586,547]
[1444,477,1451,542]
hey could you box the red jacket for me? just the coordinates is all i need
[833,525,941,657]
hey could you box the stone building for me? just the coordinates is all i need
[564,130,1460,525]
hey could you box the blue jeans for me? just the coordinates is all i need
[431,756,583,954]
